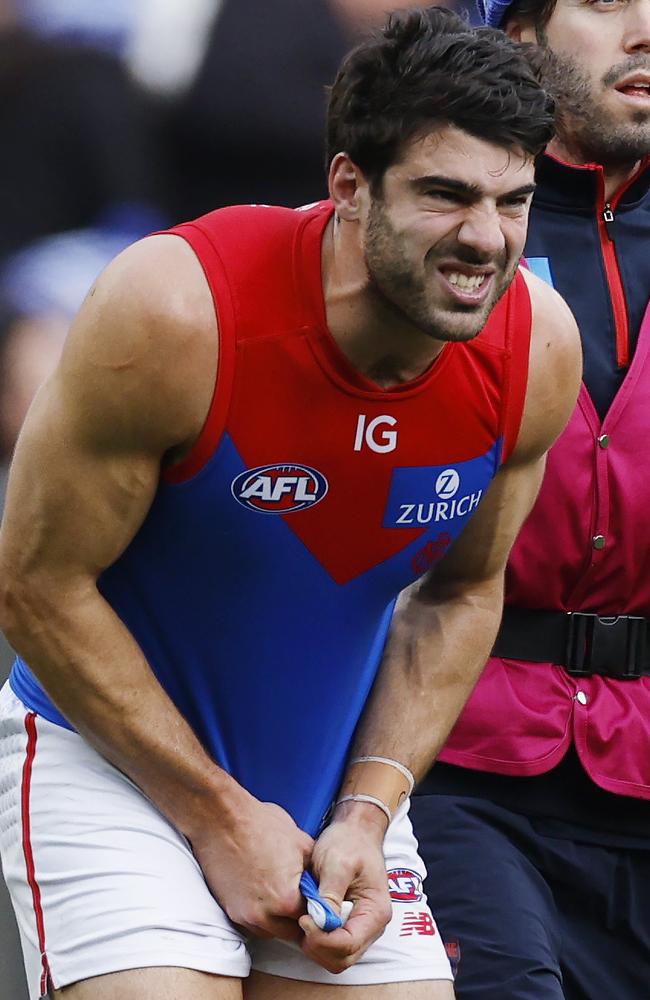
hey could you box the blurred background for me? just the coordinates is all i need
[0,1,479,995]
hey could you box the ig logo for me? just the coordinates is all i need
[354,414,398,454]
[435,469,460,499]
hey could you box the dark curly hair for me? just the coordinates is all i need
[499,0,558,32]
[326,6,555,193]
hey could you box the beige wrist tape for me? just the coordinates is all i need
[336,793,392,826]
[336,756,415,820]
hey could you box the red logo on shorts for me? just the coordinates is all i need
[400,911,436,937]
[445,939,461,978]
[387,868,423,903]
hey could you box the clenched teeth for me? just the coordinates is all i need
[447,272,486,290]
[619,80,650,93]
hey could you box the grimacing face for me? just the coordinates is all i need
[361,126,535,343]
[521,0,650,165]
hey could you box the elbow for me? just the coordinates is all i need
[0,560,92,651]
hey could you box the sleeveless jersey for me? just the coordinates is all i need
[11,201,532,835]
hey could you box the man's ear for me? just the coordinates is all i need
[328,153,368,221]
[505,19,539,42]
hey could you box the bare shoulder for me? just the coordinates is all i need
[521,266,579,352]
[60,233,217,456]
[513,267,582,463]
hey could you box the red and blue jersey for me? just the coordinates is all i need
[11,201,532,834]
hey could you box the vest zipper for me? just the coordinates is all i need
[597,185,629,368]
[602,204,615,237]
[595,160,650,369]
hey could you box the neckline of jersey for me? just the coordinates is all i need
[296,201,456,400]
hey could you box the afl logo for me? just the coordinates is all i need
[387,868,423,903]
[231,463,328,514]
[435,468,460,500]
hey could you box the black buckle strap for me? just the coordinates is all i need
[493,607,650,680]
[565,613,647,678]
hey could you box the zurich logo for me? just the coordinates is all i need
[435,469,460,500]
[231,463,328,514]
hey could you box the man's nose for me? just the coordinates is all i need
[624,0,650,52]
[456,206,505,259]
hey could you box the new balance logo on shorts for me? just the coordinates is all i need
[400,912,436,937]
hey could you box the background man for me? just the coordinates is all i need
[412,1,650,997]
[0,9,579,1000]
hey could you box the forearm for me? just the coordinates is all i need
[1,576,244,840]
[349,575,504,782]
[305,580,500,968]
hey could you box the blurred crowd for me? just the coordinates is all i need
[0,1,476,994]
[0,0,478,526]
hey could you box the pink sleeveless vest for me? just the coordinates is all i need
[440,300,650,799]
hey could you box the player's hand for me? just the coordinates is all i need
[189,789,314,942]
[299,799,392,973]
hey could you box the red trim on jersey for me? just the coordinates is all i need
[21,712,53,998]
[500,269,533,463]
[162,223,238,484]
[160,203,531,482]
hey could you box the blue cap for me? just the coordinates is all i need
[477,0,515,27]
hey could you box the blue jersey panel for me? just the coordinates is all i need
[382,450,496,530]
[10,657,72,729]
[11,432,502,835]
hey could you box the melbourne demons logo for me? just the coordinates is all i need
[231,463,328,514]
[387,868,424,903]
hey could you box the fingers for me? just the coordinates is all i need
[300,918,361,974]
[300,831,316,856]
[314,865,355,916]
[241,914,304,944]
[227,871,308,942]
[298,900,391,974]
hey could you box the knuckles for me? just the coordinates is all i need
[229,891,300,929]
[273,892,303,919]
[303,932,361,969]
[227,901,270,930]
[310,947,361,975]
[379,899,393,927]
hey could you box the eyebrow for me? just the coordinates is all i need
[411,174,537,201]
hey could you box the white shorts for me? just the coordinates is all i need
[0,684,452,997]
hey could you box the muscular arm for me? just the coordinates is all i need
[0,236,312,939]
[0,237,222,820]
[303,270,582,971]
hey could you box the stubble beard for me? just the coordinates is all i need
[538,42,650,166]
[364,199,517,344]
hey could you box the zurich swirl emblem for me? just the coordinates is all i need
[434,468,460,500]
[231,463,329,514]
